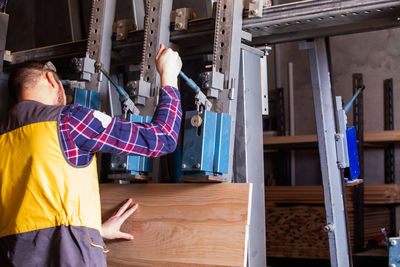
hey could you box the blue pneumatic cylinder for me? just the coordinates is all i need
[179,71,200,94]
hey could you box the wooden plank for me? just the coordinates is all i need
[364,130,400,143]
[263,134,316,145]
[100,183,252,267]
[265,185,400,205]
[263,130,400,145]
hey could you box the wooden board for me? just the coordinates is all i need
[265,184,400,205]
[100,183,252,267]
[263,130,400,145]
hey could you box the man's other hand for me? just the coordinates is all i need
[101,198,138,240]
[156,44,182,88]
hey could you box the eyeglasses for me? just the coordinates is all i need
[43,61,57,73]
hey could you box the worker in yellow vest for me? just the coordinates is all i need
[0,45,182,266]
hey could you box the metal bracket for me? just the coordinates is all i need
[335,96,349,169]
[113,19,135,41]
[73,54,96,82]
[199,67,225,99]
[126,78,151,106]
[244,0,271,18]
[173,8,195,31]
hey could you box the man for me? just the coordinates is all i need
[0,44,182,266]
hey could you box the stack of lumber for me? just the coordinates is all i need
[265,185,398,259]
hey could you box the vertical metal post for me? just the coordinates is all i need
[353,74,364,179]
[352,74,365,252]
[235,44,266,267]
[86,0,117,112]
[301,38,351,267]
[277,87,291,185]
[212,0,244,183]
[384,78,396,237]
[385,78,395,183]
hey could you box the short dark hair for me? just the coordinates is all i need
[8,61,59,102]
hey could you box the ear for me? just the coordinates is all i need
[45,72,58,89]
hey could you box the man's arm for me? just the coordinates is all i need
[62,85,181,157]
[59,46,182,162]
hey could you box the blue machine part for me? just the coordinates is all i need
[214,113,231,174]
[74,88,100,110]
[346,126,360,180]
[126,114,153,175]
[389,237,400,266]
[182,110,217,174]
[182,110,231,176]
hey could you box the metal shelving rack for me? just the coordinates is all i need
[7,1,400,266]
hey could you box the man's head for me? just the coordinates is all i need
[8,61,66,106]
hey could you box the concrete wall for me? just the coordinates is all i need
[266,28,400,185]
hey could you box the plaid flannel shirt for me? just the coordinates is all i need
[59,86,182,167]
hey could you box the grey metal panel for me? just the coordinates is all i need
[10,41,87,65]
[132,0,145,30]
[243,0,400,44]
[304,38,350,267]
[235,44,266,267]
[67,0,83,42]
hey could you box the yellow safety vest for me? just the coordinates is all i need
[0,100,102,238]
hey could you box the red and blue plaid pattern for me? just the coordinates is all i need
[59,86,182,166]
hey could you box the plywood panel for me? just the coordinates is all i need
[100,183,252,267]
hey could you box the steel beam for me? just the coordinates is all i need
[235,44,267,267]
[243,0,400,44]
[210,0,244,183]
[86,0,117,113]
[302,38,351,267]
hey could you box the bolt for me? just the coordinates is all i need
[250,9,259,15]
[323,224,333,232]
[110,163,115,168]
[195,163,201,169]
[177,11,183,17]
[121,163,127,168]
[176,22,184,29]
[190,115,203,127]
[391,240,398,246]
[182,163,186,169]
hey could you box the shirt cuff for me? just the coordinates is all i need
[161,85,180,101]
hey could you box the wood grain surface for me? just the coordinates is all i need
[100,183,252,267]
[263,130,400,145]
